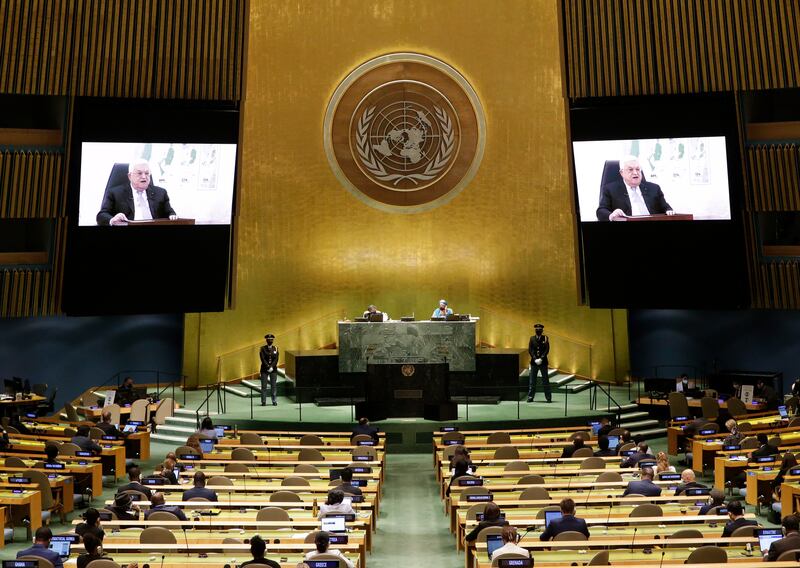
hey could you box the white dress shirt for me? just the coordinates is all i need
[132,187,153,221]
[491,541,531,559]
[626,183,650,216]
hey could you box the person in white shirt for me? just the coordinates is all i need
[362,305,389,321]
[491,525,531,560]
[318,489,355,519]
[304,531,354,568]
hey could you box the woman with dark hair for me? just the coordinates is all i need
[75,508,105,542]
[195,417,218,441]
[446,457,472,497]
[465,502,507,542]
[318,489,354,519]
[449,446,477,474]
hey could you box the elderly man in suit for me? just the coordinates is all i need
[97,160,177,225]
[596,156,674,221]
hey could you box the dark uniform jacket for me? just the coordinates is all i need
[528,334,549,366]
[260,344,279,373]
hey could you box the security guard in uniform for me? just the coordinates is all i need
[259,334,280,406]
[527,323,551,403]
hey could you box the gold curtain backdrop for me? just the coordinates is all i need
[183,0,629,386]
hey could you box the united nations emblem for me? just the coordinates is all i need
[324,53,486,212]
[401,364,416,377]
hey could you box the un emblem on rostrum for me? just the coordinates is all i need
[324,53,486,212]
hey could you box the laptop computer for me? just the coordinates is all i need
[486,534,504,560]
[779,405,788,419]
[49,538,71,559]
[757,528,783,553]
[214,425,228,438]
[589,421,601,436]
[607,435,619,450]
[544,510,563,528]
[199,438,215,453]
[122,424,138,433]
[321,516,347,533]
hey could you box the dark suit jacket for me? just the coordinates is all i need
[465,519,508,542]
[622,452,656,468]
[17,543,64,568]
[118,481,152,499]
[146,504,187,521]
[97,421,123,438]
[339,482,363,496]
[752,444,780,459]
[767,532,800,561]
[540,515,590,541]
[596,180,672,221]
[594,448,618,457]
[96,183,176,225]
[71,435,102,454]
[674,481,707,496]
[183,486,219,501]
[722,516,757,537]
[240,559,280,568]
[351,423,379,442]
[259,344,279,373]
[622,479,662,497]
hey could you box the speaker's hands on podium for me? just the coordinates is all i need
[169,214,178,220]
[109,212,129,225]
[608,209,627,221]
[665,210,676,215]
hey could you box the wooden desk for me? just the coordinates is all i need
[0,489,41,533]
[63,553,358,568]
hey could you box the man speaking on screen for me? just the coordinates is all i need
[96,160,178,225]
[596,155,675,221]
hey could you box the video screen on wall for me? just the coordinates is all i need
[573,136,731,223]
[63,98,239,315]
[569,93,747,309]
[79,142,237,226]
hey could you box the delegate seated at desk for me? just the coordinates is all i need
[363,304,389,321]
[96,160,178,226]
[431,299,453,318]
[596,156,674,221]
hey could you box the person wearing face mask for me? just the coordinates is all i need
[527,323,551,403]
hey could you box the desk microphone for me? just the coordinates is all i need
[182,527,190,557]
[583,485,592,505]
[658,550,665,568]
[605,503,613,527]
[517,525,536,543]
[159,554,165,568]
[630,527,638,552]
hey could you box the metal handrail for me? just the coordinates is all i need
[195,382,223,427]
[590,381,623,424]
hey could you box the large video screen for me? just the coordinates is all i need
[569,93,747,309]
[63,98,239,315]
[573,136,731,222]
[79,142,236,226]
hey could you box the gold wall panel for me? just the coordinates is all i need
[183,0,630,386]
[562,0,800,98]
[0,0,246,99]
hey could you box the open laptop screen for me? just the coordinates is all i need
[757,528,783,553]
[199,438,215,453]
[607,435,619,450]
[779,405,788,418]
[48,539,71,558]
[486,534,503,560]
[544,510,563,527]
[321,516,346,533]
